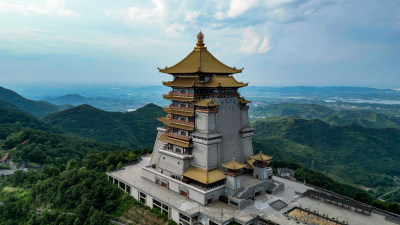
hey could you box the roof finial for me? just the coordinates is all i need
[196,31,205,48]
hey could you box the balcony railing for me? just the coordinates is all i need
[169,104,195,111]
[169,118,194,126]
[196,108,218,113]
[165,132,191,142]
[169,91,195,97]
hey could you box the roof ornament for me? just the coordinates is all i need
[196,31,206,48]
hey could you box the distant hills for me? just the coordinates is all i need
[252,116,400,187]
[43,103,165,149]
[43,94,127,111]
[0,86,69,118]
[251,102,400,129]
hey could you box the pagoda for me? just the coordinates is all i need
[142,32,275,208]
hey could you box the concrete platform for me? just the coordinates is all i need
[107,157,397,225]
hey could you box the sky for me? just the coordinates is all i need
[0,0,399,88]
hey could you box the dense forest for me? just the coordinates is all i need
[253,116,400,188]
[43,103,165,149]
[0,108,59,140]
[0,150,175,225]
[250,102,400,129]
[0,128,139,166]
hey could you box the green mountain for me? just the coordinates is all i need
[0,108,58,139]
[324,110,400,129]
[252,116,400,188]
[0,86,62,118]
[0,129,130,165]
[251,102,400,129]
[43,103,165,149]
[0,99,22,112]
[251,102,334,119]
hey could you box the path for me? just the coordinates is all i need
[378,187,400,200]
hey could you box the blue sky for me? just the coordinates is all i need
[0,0,399,87]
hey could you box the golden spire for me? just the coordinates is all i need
[196,31,206,48]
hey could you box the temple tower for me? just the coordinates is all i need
[144,32,272,205]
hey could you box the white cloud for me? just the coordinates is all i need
[184,11,200,22]
[265,0,295,8]
[240,28,271,54]
[259,36,271,53]
[0,0,78,17]
[127,0,165,22]
[217,0,258,19]
[165,23,185,37]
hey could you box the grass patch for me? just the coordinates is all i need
[109,193,136,218]
[0,163,11,170]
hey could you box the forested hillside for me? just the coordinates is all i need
[0,86,64,118]
[0,129,132,166]
[0,109,58,140]
[43,103,165,149]
[0,99,23,112]
[251,102,400,129]
[252,116,400,187]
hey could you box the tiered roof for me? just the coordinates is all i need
[250,151,273,162]
[221,158,246,170]
[238,97,252,104]
[163,107,195,116]
[183,166,226,184]
[158,134,192,148]
[158,32,243,75]
[157,116,195,131]
[163,75,248,88]
[193,99,220,107]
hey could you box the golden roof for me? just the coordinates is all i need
[244,158,256,169]
[238,97,252,104]
[163,75,247,88]
[196,76,248,88]
[158,32,243,75]
[163,107,195,117]
[193,99,220,107]
[250,151,273,162]
[163,76,198,87]
[163,94,197,102]
[158,134,193,148]
[221,158,246,170]
[157,117,195,131]
[183,166,226,184]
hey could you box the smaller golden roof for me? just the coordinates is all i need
[163,108,195,117]
[163,94,197,102]
[183,166,226,184]
[193,99,220,107]
[222,158,246,170]
[163,76,198,87]
[244,158,256,169]
[196,76,248,88]
[162,75,247,88]
[157,117,195,131]
[250,151,273,162]
[158,134,193,148]
[238,97,252,104]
